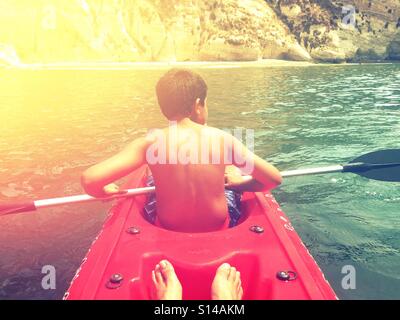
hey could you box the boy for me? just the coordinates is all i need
[81,69,282,299]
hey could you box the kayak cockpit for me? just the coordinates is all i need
[65,167,337,300]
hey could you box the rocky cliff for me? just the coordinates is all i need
[267,0,400,62]
[0,0,399,65]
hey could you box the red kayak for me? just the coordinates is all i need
[64,166,337,300]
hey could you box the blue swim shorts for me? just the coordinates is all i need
[143,175,242,228]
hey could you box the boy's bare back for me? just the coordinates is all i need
[148,121,229,232]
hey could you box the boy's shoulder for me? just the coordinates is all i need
[199,125,231,138]
[204,126,237,143]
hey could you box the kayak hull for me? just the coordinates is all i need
[65,166,337,300]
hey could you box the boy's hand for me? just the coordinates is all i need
[102,183,127,197]
[224,165,266,192]
[224,171,244,188]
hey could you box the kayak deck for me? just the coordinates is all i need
[65,166,337,300]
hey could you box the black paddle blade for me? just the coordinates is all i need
[345,149,400,182]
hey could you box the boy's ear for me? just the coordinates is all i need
[195,98,201,114]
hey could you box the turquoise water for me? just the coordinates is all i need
[0,64,399,299]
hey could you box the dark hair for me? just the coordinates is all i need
[156,69,208,120]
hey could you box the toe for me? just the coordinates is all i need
[237,279,242,291]
[159,260,177,281]
[235,271,241,287]
[155,269,164,284]
[160,260,173,271]
[239,287,243,300]
[229,267,237,281]
[216,263,231,279]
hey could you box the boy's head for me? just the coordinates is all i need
[156,68,208,124]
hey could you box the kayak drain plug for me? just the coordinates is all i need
[106,274,124,289]
[249,225,264,233]
[126,227,140,235]
[276,271,297,281]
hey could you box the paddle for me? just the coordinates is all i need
[1,149,399,216]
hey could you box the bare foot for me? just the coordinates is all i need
[151,260,182,300]
[211,263,243,300]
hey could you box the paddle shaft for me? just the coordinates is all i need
[34,186,156,209]
[3,153,400,215]
[30,165,344,210]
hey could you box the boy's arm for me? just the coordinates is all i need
[226,133,282,191]
[248,153,282,190]
[81,137,149,198]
